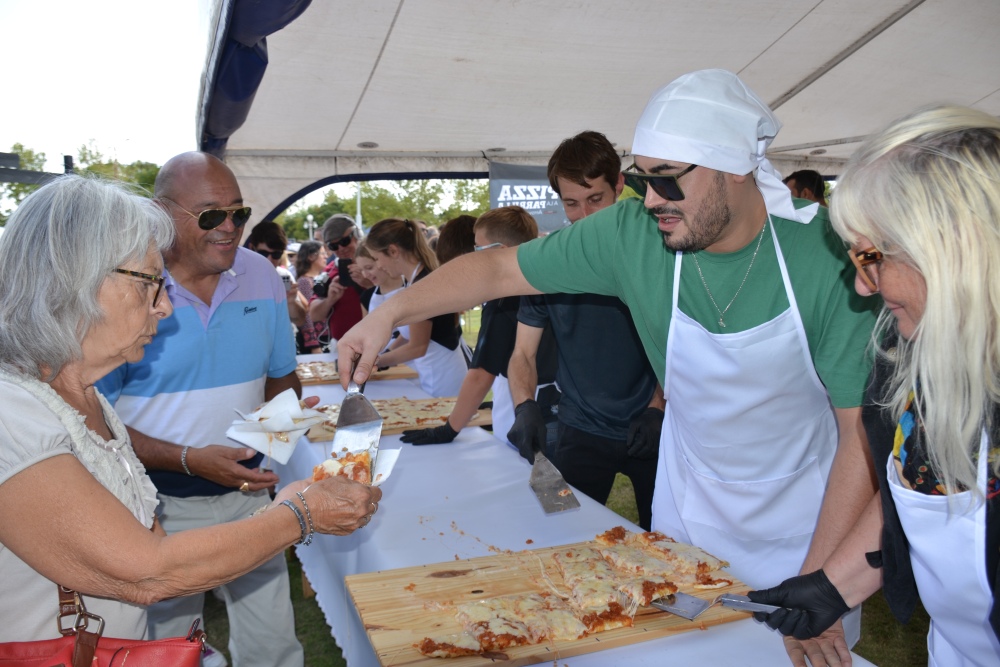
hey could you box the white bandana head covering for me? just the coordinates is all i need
[632,69,817,224]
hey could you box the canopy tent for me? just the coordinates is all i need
[198,0,1000,223]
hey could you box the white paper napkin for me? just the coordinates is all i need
[226,389,328,465]
[371,448,400,486]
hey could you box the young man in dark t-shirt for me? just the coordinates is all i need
[506,131,664,529]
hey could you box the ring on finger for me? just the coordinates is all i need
[240,482,250,493]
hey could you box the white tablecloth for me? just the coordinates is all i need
[280,355,876,667]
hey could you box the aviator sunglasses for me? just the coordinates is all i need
[159,197,252,230]
[622,163,698,201]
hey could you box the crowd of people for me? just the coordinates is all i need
[2,66,998,667]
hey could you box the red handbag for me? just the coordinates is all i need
[0,586,205,667]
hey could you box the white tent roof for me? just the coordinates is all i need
[201,0,1000,221]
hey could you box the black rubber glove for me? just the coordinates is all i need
[507,399,547,464]
[747,569,850,640]
[400,420,459,446]
[626,407,664,459]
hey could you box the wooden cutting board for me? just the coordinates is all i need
[345,541,751,667]
[296,362,418,385]
[307,397,492,442]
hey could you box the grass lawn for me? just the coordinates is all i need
[202,311,930,666]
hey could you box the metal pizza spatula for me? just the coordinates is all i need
[528,451,580,514]
[332,359,383,470]
[651,592,781,620]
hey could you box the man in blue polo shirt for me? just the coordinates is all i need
[98,152,304,667]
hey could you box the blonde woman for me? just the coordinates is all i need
[750,106,1000,666]
[364,218,468,397]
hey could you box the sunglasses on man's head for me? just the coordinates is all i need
[256,248,284,260]
[622,163,698,201]
[326,235,355,251]
[160,197,252,230]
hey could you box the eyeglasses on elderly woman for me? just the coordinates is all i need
[113,268,166,306]
[159,197,252,230]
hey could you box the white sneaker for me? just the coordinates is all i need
[201,641,228,667]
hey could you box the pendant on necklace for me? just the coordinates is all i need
[719,317,726,328]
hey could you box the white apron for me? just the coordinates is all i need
[410,341,467,398]
[400,264,467,398]
[657,218,838,589]
[889,431,1000,666]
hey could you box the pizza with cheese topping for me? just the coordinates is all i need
[415,527,733,659]
[312,450,372,484]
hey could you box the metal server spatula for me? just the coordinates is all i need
[651,592,781,620]
[528,451,580,514]
[332,359,384,469]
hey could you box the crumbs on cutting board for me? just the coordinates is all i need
[403,583,416,592]
[450,520,513,555]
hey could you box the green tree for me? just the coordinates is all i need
[0,143,47,224]
[439,179,489,221]
[280,189,352,241]
[278,177,490,242]
[77,141,160,195]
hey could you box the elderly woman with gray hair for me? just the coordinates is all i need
[0,176,380,642]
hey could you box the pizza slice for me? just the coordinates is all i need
[551,548,635,632]
[552,547,620,610]
[597,544,680,607]
[455,596,537,650]
[628,530,730,575]
[312,450,372,484]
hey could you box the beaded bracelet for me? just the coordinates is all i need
[280,500,309,545]
[180,446,194,476]
[295,491,315,546]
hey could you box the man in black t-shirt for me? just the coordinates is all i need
[506,131,663,529]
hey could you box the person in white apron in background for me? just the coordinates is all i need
[336,70,879,663]
[749,106,1000,666]
[400,207,551,446]
[363,218,469,398]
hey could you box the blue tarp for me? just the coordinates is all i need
[200,0,312,156]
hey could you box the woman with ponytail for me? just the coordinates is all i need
[363,218,468,397]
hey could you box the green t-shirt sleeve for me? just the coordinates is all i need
[793,208,879,409]
[517,204,624,297]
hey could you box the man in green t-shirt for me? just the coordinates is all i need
[339,69,878,664]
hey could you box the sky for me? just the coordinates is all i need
[1,0,208,173]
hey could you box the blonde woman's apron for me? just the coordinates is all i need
[889,431,1000,665]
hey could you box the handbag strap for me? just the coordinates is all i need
[55,585,104,667]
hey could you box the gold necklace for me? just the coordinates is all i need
[691,223,768,328]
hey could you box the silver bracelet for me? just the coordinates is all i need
[180,446,194,476]
[280,500,309,545]
[295,491,315,546]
